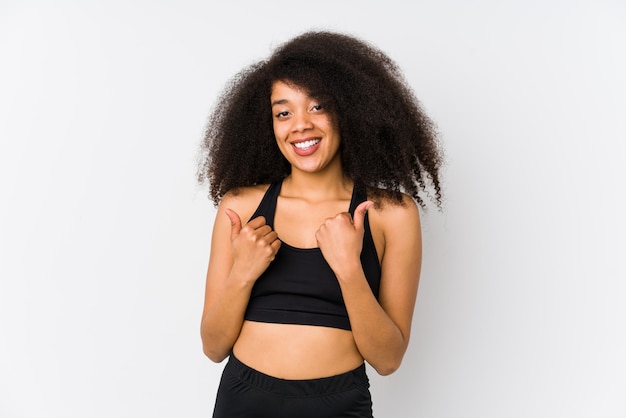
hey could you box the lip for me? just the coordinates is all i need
[290,137,321,156]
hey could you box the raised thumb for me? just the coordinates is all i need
[353,201,373,230]
[224,208,242,239]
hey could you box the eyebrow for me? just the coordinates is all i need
[270,99,288,107]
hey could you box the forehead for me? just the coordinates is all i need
[270,81,311,101]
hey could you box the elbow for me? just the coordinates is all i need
[371,356,403,376]
[202,343,229,363]
[376,367,398,377]
[370,345,407,376]
[200,320,232,363]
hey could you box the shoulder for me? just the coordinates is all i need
[217,184,271,222]
[367,192,421,254]
[375,192,419,227]
[368,191,420,224]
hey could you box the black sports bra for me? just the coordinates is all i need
[243,181,381,330]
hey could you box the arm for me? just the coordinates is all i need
[200,194,281,362]
[316,195,422,375]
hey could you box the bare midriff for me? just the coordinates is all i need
[232,320,364,380]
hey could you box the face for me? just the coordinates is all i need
[270,81,341,175]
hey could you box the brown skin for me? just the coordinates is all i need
[200,83,422,378]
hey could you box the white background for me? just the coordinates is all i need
[1,1,625,417]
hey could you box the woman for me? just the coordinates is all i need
[198,31,443,417]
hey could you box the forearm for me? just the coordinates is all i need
[337,265,408,375]
[201,273,254,362]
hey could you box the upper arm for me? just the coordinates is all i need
[201,197,236,319]
[201,188,265,319]
[373,195,422,343]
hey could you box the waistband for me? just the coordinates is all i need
[225,353,369,397]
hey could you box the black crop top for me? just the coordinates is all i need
[243,181,381,331]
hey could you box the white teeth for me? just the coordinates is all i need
[293,139,320,150]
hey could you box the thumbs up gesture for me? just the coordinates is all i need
[225,209,281,283]
[315,201,374,277]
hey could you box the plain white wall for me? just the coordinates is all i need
[1,1,625,417]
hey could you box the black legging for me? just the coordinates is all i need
[212,354,374,418]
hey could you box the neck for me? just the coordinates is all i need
[283,166,352,201]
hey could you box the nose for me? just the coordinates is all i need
[292,111,313,132]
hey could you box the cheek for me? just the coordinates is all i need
[272,121,285,140]
[273,127,288,153]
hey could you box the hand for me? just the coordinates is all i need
[315,201,373,277]
[225,209,281,283]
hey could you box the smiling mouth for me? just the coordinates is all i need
[293,138,321,150]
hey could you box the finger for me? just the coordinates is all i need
[263,231,280,245]
[246,215,267,229]
[269,236,282,252]
[352,201,374,230]
[224,208,242,239]
[255,224,274,238]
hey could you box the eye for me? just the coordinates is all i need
[311,104,323,112]
[275,110,290,118]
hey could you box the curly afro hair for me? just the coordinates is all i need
[198,30,443,208]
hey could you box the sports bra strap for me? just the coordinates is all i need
[248,182,281,227]
[250,181,367,227]
[348,184,367,216]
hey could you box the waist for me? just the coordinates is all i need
[233,320,364,379]
[224,353,368,396]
